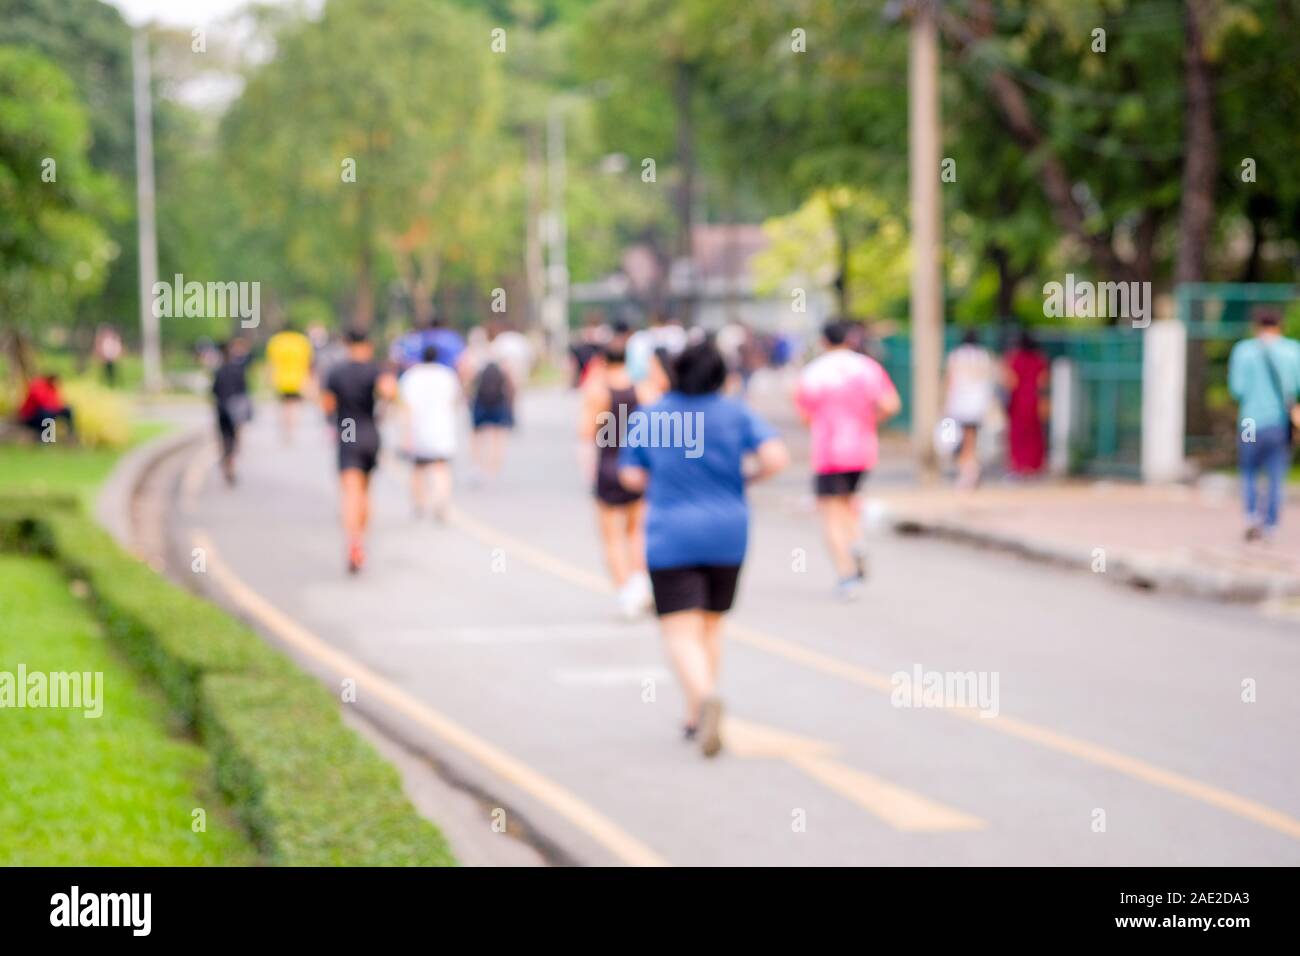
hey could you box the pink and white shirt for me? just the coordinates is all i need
[795,349,895,475]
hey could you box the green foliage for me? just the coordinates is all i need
[0,0,138,344]
[0,0,135,179]
[0,553,258,865]
[0,499,455,866]
[0,45,120,338]
[220,0,514,324]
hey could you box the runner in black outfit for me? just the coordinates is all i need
[579,344,661,617]
[321,328,398,573]
[211,337,252,485]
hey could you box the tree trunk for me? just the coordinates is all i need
[990,244,1017,322]
[1239,198,1268,282]
[1133,208,1161,288]
[354,184,375,330]
[1175,0,1218,286]
[830,202,852,319]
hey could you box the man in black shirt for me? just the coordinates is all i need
[212,337,252,485]
[321,328,398,573]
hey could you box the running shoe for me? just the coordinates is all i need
[346,541,365,575]
[834,576,864,601]
[617,575,652,619]
[851,545,869,581]
[698,697,724,758]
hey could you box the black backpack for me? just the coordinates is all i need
[475,361,510,407]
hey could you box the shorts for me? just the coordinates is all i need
[408,452,449,466]
[277,391,303,402]
[594,481,642,508]
[595,457,641,507]
[649,564,742,616]
[814,470,865,497]
[338,440,380,474]
[472,403,514,430]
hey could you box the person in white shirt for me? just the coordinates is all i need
[490,324,535,390]
[943,329,998,489]
[399,345,462,521]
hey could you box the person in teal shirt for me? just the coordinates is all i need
[1227,310,1300,539]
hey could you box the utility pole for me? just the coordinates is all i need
[908,0,944,476]
[542,100,569,369]
[524,125,546,340]
[132,28,162,393]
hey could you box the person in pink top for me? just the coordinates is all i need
[795,320,901,600]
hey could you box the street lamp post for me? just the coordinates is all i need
[542,100,569,370]
[132,28,162,394]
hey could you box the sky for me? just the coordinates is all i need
[106,0,319,108]
[108,0,273,28]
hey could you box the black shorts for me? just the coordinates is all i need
[814,470,865,497]
[649,564,742,616]
[338,441,380,474]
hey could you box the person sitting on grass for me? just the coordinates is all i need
[17,373,74,441]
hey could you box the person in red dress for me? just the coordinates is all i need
[1004,331,1049,475]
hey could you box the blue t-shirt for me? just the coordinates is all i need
[392,328,466,371]
[619,392,777,570]
[1228,335,1300,430]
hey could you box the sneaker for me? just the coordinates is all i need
[698,697,724,758]
[617,582,641,620]
[346,541,365,575]
[1245,523,1264,542]
[834,576,864,601]
[630,572,654,612]
[850,545,869,581]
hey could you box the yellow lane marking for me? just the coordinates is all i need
[726,717,984,832]
[180,441,218,515]
[192,530,668,868]
[448,508,610,592]
[446,507,1300,842]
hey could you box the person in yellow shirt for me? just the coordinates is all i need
[265,325,314,444]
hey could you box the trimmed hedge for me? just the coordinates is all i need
[0,495,456,867]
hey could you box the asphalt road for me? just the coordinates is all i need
[168,386,1300,866]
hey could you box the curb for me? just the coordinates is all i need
[889,512,1300,603]
[94,421,206,551]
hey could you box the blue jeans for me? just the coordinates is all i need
[1239,424,1290,528]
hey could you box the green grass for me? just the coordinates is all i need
[0,554,257,865]
[0,421,171,508]
[0,415,454,866]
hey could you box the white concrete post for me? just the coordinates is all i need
[1141,319,1187,482]
[1049,357,1074,476]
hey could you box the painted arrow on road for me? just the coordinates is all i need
[725,717,986,832]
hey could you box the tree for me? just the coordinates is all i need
[221,0,511,329]
[0,46,118,379]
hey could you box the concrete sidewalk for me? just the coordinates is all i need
[876,481,1300,604]
[747,370,1300,604]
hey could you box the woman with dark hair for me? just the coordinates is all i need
[1004,330,1050,475]
[618,341,789,757]
[579,343,662,617]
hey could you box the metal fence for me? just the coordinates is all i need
[877,325,1144,477]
